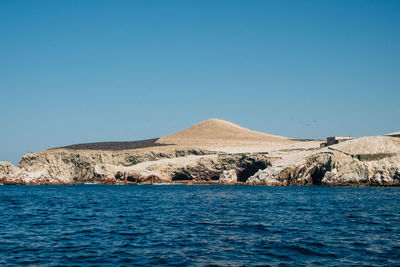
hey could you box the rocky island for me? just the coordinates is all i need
[1,119,399,186]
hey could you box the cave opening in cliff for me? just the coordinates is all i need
[311,158,332,185]
[210,175,220,181]
[171,172,193,181]
[237,161,270,182]
[311,166,329,185]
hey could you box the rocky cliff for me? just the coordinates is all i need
[93,153,273,184]
[1,148,209,184]
[18,148,209,179]
[1,149,273,185]
[0,161,19,176]
[247,136,400,186]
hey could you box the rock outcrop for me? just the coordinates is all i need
[219,169,237,184]
[0,161,19,176]
[0,161,72,185]
[93,153,271,184]
[17,148,210,182]
[6,147,272,185]
[247,137,400,186]
[1,171,72,185]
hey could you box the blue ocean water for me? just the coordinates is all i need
[0,185,399,266]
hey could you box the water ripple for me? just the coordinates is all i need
[0,185,399,265]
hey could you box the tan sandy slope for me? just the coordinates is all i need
[46,118,315,154]
[46,118,297,154]
[157,118,293,147]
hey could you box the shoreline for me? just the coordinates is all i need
[1,181,400,187]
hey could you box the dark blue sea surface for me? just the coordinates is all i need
[0,185,399,266]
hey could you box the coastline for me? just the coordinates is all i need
[1,120,399,187]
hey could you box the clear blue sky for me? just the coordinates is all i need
[1,0,399,165]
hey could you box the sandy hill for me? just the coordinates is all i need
[157,118,292,146]
[50,118,296,152]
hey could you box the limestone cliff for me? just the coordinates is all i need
[0,161,20,176]
[16,148,210,182]
[0,161,71,185]
[247,136,400,186]
[93,153,272,184]
[1,149,271,185]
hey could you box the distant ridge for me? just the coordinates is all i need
[157,118,289,145]
[52,138,169,151]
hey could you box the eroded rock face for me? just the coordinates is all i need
[0,162,20,176]
[219,169,237,184]
[247,137,400,186]
[17,148,210,182]
[0,168,73,185]
[7,147,271,185]
[92,154,271,184]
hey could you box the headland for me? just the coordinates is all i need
[1,119,399,186]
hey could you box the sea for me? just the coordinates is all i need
[0,185,399,266]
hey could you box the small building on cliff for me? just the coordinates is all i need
[320,136,353,148]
